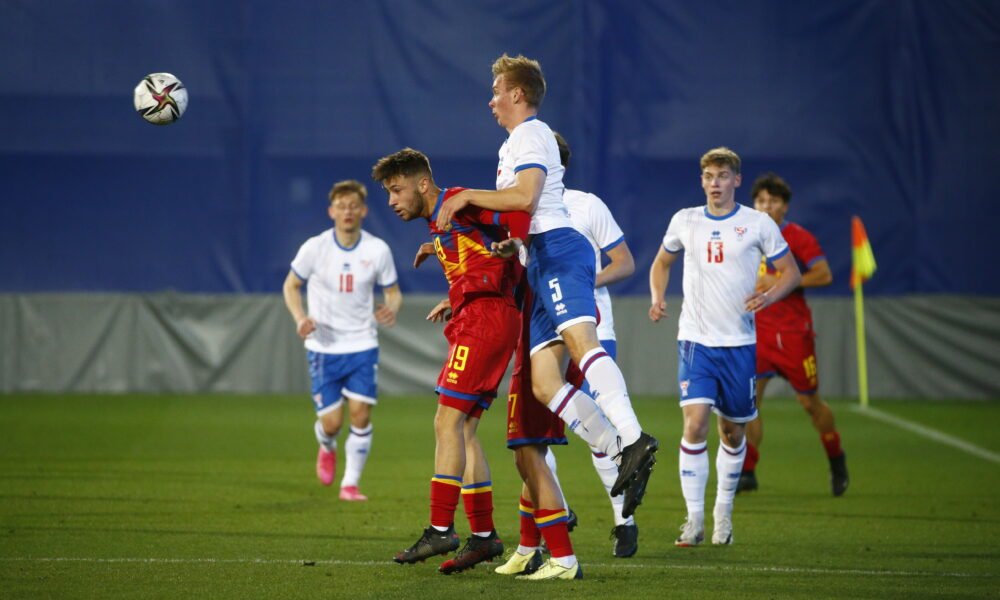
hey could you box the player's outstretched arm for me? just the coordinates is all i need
[282,270,316,338]
[745,253,802,312]
[375,284,402,327]
[649,247,678,322]
[434,168,545,230]
[596,241,635,288]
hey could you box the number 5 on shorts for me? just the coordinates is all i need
[548,278,563,302]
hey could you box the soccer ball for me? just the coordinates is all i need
[133,73,188,125]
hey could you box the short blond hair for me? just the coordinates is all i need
[328,179,367,204]
[700,147,741,174]
[492,54,546,108]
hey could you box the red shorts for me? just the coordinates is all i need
[756,327,819,394]
[506,290,567,448]
[436,296,520,417]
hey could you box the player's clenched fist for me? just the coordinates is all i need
[649,300,668,322]
[296,316,317,338]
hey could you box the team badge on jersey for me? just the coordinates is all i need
[734,226,748,241]
[680,379,690,397]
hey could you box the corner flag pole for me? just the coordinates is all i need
[853,276,870,408]
[851,216,877,408]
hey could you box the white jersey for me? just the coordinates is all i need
[564,189,625,342]
[496,117,572,235]
[662,204,788,347]
[290,229,398,354]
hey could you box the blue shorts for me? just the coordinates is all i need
[527,228,598,353]
[307,348,379,415]
[677,341,757,423]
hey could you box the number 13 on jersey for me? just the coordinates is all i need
[707,241,724,263]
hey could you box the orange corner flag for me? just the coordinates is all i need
[851,216,877,289]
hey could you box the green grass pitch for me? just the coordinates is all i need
[1,394,997,599]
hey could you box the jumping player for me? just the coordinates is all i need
[374,149,522,575]
[283,179,402,501]
[434,54,658,517]
[649,148,802,546]
[552,131,639,558]
[739,172,848,496]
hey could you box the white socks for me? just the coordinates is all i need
[341,424,373,488]
[314,420,337,452]
[547,383,619,456]
[714,439,746,513]
[578,348,641,447]
[679,439,709,516]
[591,451,632,526]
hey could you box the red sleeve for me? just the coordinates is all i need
[497,210,530,240]
[466,207,530,240]
[788,224,826,268]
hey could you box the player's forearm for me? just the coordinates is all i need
[282,282,307,323]
[382,286,403,315]
[596,245,635,288]
[466,186,537,213]
[764,262,802,302]
[649,262,671,304]
[799,261,833,288]
[597,261,634,289]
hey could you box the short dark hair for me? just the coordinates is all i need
[751,172,792,203]
[328,179,367,204]
[370,148,433,184]
[553,131,571,169]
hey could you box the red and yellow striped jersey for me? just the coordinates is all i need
[427,187,530,313]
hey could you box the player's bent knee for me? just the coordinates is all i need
[434,403,467,435]
[560,322,601,359]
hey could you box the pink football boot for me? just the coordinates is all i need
[316,447,336,486]
[338,486,368,501]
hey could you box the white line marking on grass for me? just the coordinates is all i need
[850,405,1000,464]
[0,557,991,578]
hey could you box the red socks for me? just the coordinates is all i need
[535,508,573,558]
[821,431,843,458]
[430,474,462,529]
[461,481,494,533]
[743,442,760,471]
[518,496,541,547]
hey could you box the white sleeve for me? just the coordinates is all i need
[588,195,626,251]
[376,242,399,288]
[662,211,685,254]
[758,214,790,260]
[508,126,551,175]
[290,238,317,281]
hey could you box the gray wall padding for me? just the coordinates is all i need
[1,294,997,399]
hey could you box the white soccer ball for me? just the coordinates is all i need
[133,73,188,125]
